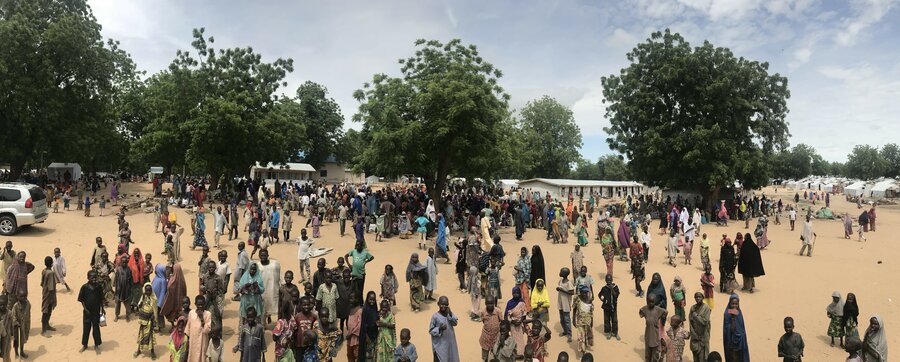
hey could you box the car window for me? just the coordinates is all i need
[27,187,46,202]
[0,188,22,202]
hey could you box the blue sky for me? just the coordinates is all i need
[90,0,900,162]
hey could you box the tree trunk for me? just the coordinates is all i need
[702,185,722,213]
[430,156,452,211]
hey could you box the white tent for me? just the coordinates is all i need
[47,162,82,181]
[822,183,834,193]
[845,181,867,197]
[870,179,899,200]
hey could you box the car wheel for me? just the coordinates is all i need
[0,216,16,236]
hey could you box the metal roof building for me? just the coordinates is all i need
[518,178,645,199]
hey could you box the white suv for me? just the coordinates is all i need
[0,183,49,235]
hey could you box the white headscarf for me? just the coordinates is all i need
[826,291,844,316]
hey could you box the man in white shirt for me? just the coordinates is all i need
[789,207,797,231]
[298,228,315,283]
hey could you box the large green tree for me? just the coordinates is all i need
[519,96,582,178]
[133,28,302,181]
[353,39,509,204]
[771,143,822,179]
[846,145,888,180]
[292,81,344,168]
[880,143,900,177]
[0,0,136,176]
[601,30,790,204]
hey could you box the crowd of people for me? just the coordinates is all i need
[2,174,890,362]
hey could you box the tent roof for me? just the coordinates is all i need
[252,162,315,172]
[871,179,898,192]
[47,162,80,168]
[519,178,643,188]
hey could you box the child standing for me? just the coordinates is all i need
[700,264,716,309]
[375,299,396,362]
[827,292,845,347]
[665,315,690,362]
[526,318,552,361]
[316,308,341,361]
[52,248,70,291]
[575,266,594,297]
[346,297,362,361]
[479,297,502,361]
[467,265,482,320]
[555,268,574,342]
[630,238,645,297]
[486,258,501,301]
[394,328,418,362]
[40,256,58,335]
[843,336,862,362]
[670,276,686,319]
[598,274,620,341]
[570,245,584,279]
[699,233,711,269]
[777,317,805,362]
[572,285,594,354]
[11,291,30,358]
[379,265,399,306]
[297,229,314,283]
[207,325,224,362]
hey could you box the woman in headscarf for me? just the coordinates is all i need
[827,291,845,347]
[236,262,264,321]
[737,233,765,293]
[723,294,750,362]
[719,237,737,293]
[134,282,158,359]
[843,293,860,338]
[426,200,436,222]
[161,264,187,330]
[167,317,188,362]
[128,248,147,310]
[862,315,887,362]
[617,218,631,261]
[406,253,428,312]
[575,212,589,246]
[95,251,116,306]
[435,214,450,263]
[529,279,550,323]
[151,264,168,327]
[193,207,208,249]
[646,273,667,310]
[843,213,854,239]
[505,287,527,358]
[354,215,366,246]
[670,276,686,319]
[529,245,545,290]
[733,233,744,259]
[358,291,379,362]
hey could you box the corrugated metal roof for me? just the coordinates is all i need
[252,162,316,172]
[519,178,643,187]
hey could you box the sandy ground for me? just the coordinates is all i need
[8,182,898,361]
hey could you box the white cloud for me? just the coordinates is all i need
[571,86,609,137]
[444,5,458,28]
[835,0,898,46]
[605,28,639,48]
[789,47,813,68]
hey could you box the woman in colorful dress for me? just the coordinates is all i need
[272,303,296,362]
[406,254,427,312]
[505,287,528,358]
[193,207,208,249]
[827,291,846,347]
[376,299,396,361]
[134,282,159,359]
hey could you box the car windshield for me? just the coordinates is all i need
[27,187,46,202]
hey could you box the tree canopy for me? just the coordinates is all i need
[518,96,583,178]
[0,0,137,177]
[132,28,302,180]
[601,29,790,200]
[846,145,888,180]
[352,39,509,202]
[292,81,344,168]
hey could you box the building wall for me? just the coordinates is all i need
[315,162,365,184]
[520,181,645,200]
